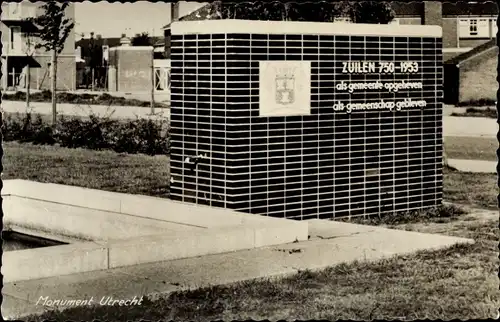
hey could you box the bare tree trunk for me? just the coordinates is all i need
[26,65,31,108]
[151,48,155,114]
[51,50,57,127]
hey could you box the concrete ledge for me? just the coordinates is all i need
[307,219,474,248]
[3,195,202,241]
[2,180,125,214]
[3,219,307,281]
[107,219,308,268]
[2,242,108,283]
[2,180,309,282]
[4,224,90,244]
[253,220,309,248]
[107,227,255,268]
[2,180,289,228]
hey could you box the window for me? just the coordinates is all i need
[102,45,109,64]
[10,26,21,50]
[459,17,491,38]
[469,19,478,35]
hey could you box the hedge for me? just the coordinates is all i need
[2,112,170,156]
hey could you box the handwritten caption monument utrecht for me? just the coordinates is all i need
[335,61,426,114]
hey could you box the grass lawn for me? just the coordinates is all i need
[444,136,498,162]
[443,167,498,210]
[2,142,170,197]
[2,141,497,210]
[2,142,498,321]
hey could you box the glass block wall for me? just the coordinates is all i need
[169,20,443,220]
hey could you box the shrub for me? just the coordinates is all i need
[2,112,170,156]
[57,114,118,150]
[457,98,496,107]
[111,118,170,155]
[3,91,26,101]
[40,89,52,101]
[99,93,113,100]
[2,112,24,141]
[465,107,497,119]
[1,112,54,144]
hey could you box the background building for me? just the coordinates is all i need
[443,38,497,104]
[75,34,163,90]
[391,1,497,61]
[162,1,498,105]
[162,1,497,62]
[1,1,76,91]
[107,36,154,93]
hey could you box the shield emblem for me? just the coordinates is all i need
[275,75,295,105]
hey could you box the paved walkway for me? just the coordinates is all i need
[1,100,170,120]
[2,219,471,320]
[447,159,497,173]
[443,116,497,138]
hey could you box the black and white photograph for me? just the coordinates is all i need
[0,0,498,320]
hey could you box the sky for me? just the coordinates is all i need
[74,1,206,39]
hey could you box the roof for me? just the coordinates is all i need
[442,1,499,16]
[162,2,219,30]
[76,36,163,51]
[444,38,498,65]
[392,1,499,17]
[153,39,165,47]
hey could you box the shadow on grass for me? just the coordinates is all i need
[335,203,468,226]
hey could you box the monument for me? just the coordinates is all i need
[169,20,443,220]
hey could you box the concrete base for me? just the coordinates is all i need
[2,180,308,282]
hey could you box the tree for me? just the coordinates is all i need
[131,32,151,46]
[207,1,393,23]
[345,1,395,24]
[28,1,74,126]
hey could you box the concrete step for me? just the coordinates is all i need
[2,180,308,283]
